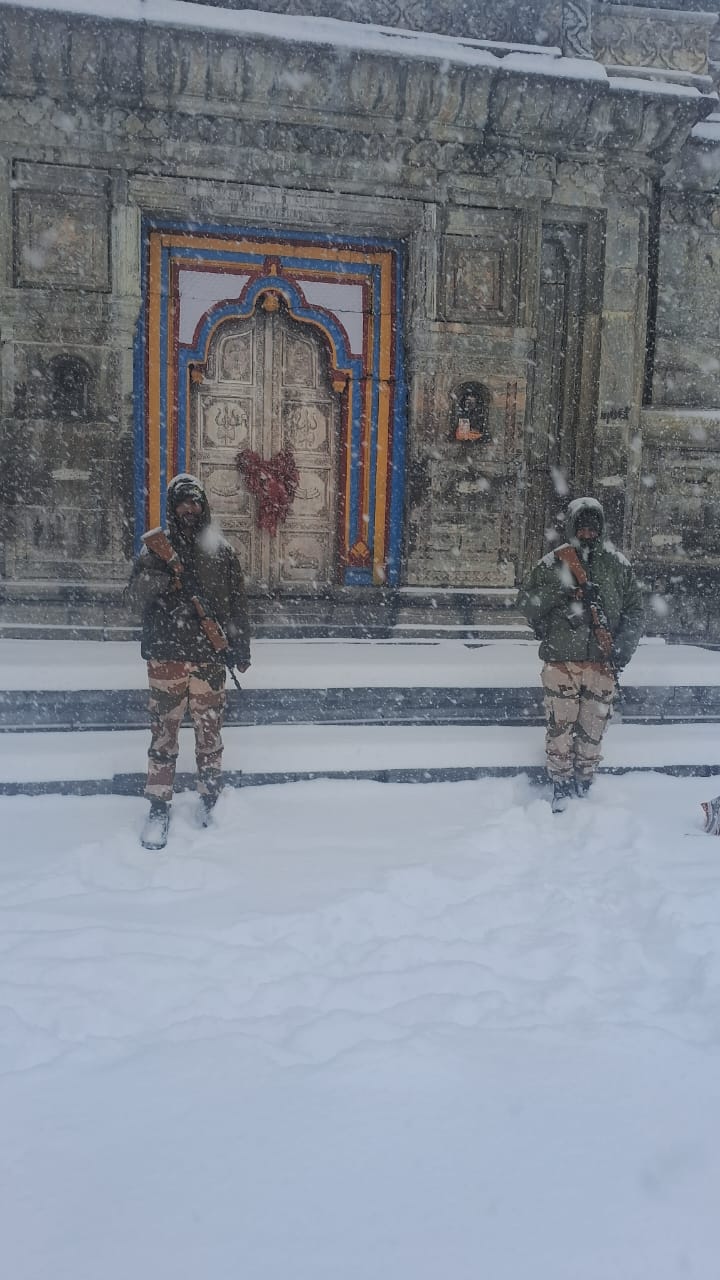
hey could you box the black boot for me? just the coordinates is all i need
[575,776,593,798]
[199,788,221,828]
[551,781,573,814]
[141,799,170,850]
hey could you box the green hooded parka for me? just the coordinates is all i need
[517,497,643,669]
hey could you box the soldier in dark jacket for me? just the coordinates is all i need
[518,496,643,812]
[128,473,251,848]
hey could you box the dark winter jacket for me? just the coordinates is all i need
[517,497,644,668]
[127,474,251,665]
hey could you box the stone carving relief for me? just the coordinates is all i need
[663,193,720,232]
[477,149,555,185]
[285,403,329,452]
[292,471,329,518]
[218,333,253,382]
[562,0,592,59]
[202,399,252,449]
[22,508,111,564]
[283,334,315,387]
[593,4,713,75]
[253,0,562,44]
[442,214,520,325]
[280,531,325,582]
[200,464,248,511]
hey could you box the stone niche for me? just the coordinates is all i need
[12,161,110,291]
[406,373,527,588]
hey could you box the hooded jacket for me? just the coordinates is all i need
[127,474,251,665]
[517,497,644,668]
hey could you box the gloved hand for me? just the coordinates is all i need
[226,649,250,673]
[144,555,180,595]
[580,580,601,606]
[609,644,625,674]
[178,568,207,603]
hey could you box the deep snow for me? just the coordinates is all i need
[2,774,720,1279]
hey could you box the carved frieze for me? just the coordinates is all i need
[238,0,562,44]
[18,506,113,571]
[593,3,716,76]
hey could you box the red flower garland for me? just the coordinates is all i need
[236,447,300,536]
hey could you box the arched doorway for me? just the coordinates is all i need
[190,304,341,588]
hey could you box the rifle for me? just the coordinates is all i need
[141,527,243,691]
[554,544,614,664]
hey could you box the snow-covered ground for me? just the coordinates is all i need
[2,635,720,690]
[2,774,720,1279]
[3,721,720,784]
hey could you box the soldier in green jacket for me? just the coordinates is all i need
[517,496,643,813]
[128,474,251,849]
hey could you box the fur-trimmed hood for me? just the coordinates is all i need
[565,496,605,543]
[166,473,211,542]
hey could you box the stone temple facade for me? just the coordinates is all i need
[1,0,720,637]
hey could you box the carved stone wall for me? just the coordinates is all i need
[651,192,720,409]
[634,410,720,639]
[0,1,718,632]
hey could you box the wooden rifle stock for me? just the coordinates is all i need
[141,528,241,688]
[554,544,614,662]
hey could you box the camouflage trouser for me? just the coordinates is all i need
[541,661,616,783]
[145,660,226,803]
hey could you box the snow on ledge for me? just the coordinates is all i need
[0,0,655,87]
[607,75,707,100]
[692,111,720,142]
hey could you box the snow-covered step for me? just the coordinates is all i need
[3,638,720,730]
[2,722,720,794]
[3,637,720,692]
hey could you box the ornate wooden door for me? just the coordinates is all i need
[191,306,340,588]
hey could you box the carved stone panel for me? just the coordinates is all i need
[14,191,110,290]
[218,331,254,383]
[283,401,331,454]
[199,464,249,514]
[441,211,520,326]
[201,398,253,450]
[278,530,329,585]
[282,331,317,388]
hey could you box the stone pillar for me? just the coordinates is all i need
[562,0,593,59]
[110,199,142,564]
[594,171,652,551]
